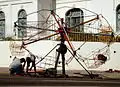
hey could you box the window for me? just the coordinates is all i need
[116,4,120,32]
[0,11,5,39]
[65,8,84,32]
[18,9,27,38]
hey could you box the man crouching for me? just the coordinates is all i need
[9,56,26,76]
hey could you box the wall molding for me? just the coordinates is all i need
[0,4,8,7]
[11,1,32,6]
[0,0,21,3]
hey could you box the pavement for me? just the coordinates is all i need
[0,74,120,86]
[0,67,9,74]
[0,67,120,86]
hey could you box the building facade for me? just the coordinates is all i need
[0,0,120,40]
[0,0,120,70]
[0,0,56,39]
[56,0,120,34]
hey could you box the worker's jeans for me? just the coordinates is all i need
[10,65,23,75]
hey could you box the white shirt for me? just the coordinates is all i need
[26,52,36,61]
[9,58,21,69]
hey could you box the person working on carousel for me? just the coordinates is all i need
[26,51,36,76]
[21,43,37,76]
[9,56,26,76]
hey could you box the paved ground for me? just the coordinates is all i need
[0,74,120,86]
[0,67,120,86]
[0,67,9,74]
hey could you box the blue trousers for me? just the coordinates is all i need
[10,65,23,75]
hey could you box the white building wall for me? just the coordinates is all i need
[0,0,119,37]
[0,0,56,38]
[1,41,120,71]
[56,0,120,32]
[0,0,120,71]
[0,0,38,37]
